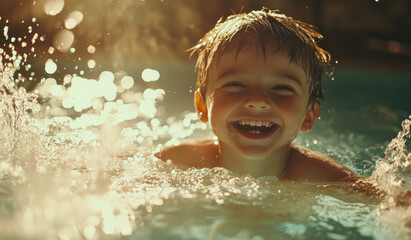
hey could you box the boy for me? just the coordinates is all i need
[157,8,359,182]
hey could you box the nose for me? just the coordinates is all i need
[244,93,271,110]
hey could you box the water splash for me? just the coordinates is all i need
[368,116,411,237]
[0,36,40,179]
[1,5,411,240]
[372,115,411,199]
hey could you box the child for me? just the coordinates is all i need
[157,8,359,182]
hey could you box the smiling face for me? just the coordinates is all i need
[195,41,319,160]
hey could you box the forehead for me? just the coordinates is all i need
[209,40,308,83]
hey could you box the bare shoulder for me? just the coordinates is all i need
[156,137,220,169]
[283,145,360,182]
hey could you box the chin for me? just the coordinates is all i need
[236,146,275,160]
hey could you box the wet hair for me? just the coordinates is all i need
[189,8,331,105]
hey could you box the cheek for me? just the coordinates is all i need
[208,93,227,120]
[274,96,305,117]
[207,92,239,131]
[208,91,241,113]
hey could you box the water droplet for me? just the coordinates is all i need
[44,0,65,16]
[64,11,83,29]
[53,29,74,52]
[32,33,38,44]
[65,18,77,29]
[63,74,72,85]
[120,76,134,90]
[87,45,96,54]
[87,59,96,69]
[48,46,55,54]
[45,59,57,74]
[141,68,160,82]
[3,26,9,40]
[99,71,115,83]
[83,225,96,240]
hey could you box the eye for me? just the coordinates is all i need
[221,81,246,88]
[272,85,296,93]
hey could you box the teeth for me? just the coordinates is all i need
[250,130,261,134]
[238,120,273,127]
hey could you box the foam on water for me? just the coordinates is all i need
[1,11,410,240]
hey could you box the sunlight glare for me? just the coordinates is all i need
[139,100,156,118]
[143,88,165,101]
[141,68,160,82]
[50,85,65,97]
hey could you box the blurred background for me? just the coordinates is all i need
[2,0,411,77]
[1,0,410,118]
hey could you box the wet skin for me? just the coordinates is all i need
[158,40,359,181]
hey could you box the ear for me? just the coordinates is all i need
[300,102,319,132]
[194,89,208,122]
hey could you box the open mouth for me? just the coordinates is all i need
[232,120,278,139]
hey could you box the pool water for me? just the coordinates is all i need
[1,16,411,240]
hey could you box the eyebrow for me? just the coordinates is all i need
[218,69,303,87]
[279,72,303,87]
[217,69,243,81]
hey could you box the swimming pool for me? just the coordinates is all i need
[1,3,411,238]
[1,49,410,240]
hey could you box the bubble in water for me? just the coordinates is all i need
[142,68,160,82]
[120,76,134,90]
[45,59,57,74]
[43,0,65,16]
[53,29,74,52]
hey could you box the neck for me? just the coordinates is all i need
[218,142,290,177]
